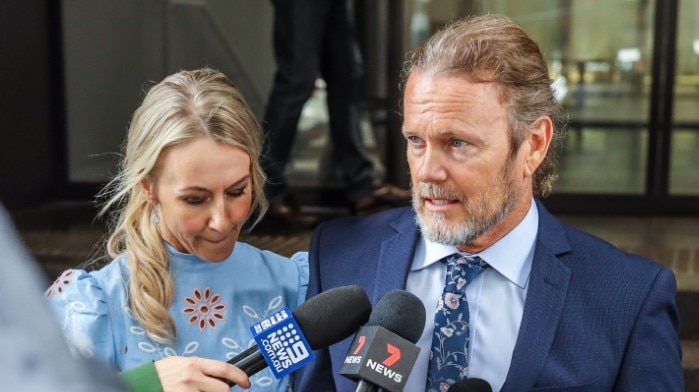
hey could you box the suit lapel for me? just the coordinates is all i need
[370,208,420,304]
[501,202,572,392]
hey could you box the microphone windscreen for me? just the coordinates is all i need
[447,378,492,392]
[293,285,372,350]
[367,289,426,344]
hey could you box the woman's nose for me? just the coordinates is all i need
[208,200,231,232]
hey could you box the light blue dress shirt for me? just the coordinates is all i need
[404,200,538,392]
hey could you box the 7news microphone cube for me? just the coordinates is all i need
[340,325,420,392]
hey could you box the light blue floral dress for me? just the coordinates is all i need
[45,242,308,391]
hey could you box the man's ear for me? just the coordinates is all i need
[523,116,553,177]
[140,178,158,205]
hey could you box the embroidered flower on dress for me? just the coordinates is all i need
[45,269,75,298]
[183,287,227,331]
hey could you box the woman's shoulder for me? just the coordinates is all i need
[234,241,302,267]
[230,243,309,311]
[233,242,308,289]
[44,254,130,301]
[43,255,129,370]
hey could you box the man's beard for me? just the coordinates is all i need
[412,161,519,247]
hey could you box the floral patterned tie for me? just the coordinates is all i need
[427,253,489,392]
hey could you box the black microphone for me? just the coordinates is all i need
[447,378,493,392]
[340,289,427,392]
[225,285,371,384]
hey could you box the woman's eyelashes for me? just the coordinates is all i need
[181,187,247,205]
[183,195,207,205]
[226,187,247,198]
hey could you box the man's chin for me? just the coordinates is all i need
[416,209,477,246]
[417,207,450,224]
[416,210,449,232]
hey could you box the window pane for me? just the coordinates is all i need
[406,0,655,194]
[556,127,647,194]
[670,0,699,195]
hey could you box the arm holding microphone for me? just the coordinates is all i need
[120,285,371,392]
[154,357,251,391]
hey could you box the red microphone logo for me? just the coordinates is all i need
[353,335,366,355]
[382,343,401,366]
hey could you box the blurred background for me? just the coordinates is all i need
[3,0,699,214]
[1,1,699,387]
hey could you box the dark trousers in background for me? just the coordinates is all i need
[262,0,376,203]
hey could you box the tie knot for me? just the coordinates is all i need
[444,253,487,268]
[442,253,488,292]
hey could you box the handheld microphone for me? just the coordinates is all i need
[225,285,371,384]
[340,289,427,392]
[447,378,493,392]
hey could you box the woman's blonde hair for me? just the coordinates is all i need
[98,68,267,343]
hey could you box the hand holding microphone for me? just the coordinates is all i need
[154,356,252,391]
[340,289,427,392]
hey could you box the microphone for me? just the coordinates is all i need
[225,285,371,384]
[340,289,427,392]
[447,378,493,392]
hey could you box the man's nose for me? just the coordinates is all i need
[415,146,448,183]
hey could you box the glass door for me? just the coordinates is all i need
[405,0,654,195]
[395,0,699,214]
[670,0,699,195]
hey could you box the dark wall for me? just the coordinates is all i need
[0,1,62,210]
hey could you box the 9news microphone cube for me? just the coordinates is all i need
[250,307,315,378]
[340,325,420,392]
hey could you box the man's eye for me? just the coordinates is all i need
[452,140,467,148]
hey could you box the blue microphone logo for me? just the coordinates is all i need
[250,307,315,378]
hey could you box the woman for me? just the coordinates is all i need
[46,69,308,391]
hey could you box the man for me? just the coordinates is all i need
[293,14,683,392]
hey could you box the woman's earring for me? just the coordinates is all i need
[151,209,160,225]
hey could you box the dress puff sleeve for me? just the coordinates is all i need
[45,268,119,369]
[290,252,310,308]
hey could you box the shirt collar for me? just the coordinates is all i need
[412,199,538,288]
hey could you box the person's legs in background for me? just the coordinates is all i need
[263,0,409,218]
[321,0,409,213]
[262,0,328,216]
[321,0,375,201]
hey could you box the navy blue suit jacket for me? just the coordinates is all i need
[293,201,684,391]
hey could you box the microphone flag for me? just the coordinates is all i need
[340,325,420,392]
[250,307,316,378]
